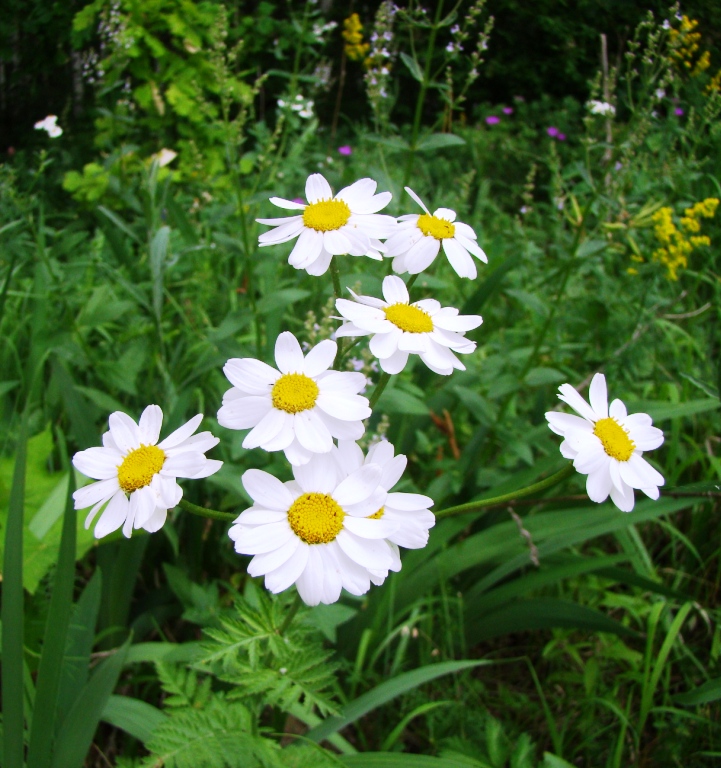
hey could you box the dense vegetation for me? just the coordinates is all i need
[2,2,721,766]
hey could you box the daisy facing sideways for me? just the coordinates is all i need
[217,331,371,466]
[257,173,397,276]
[230,453,399,605]
[545,373,665,512]
[335,275,482,375]
[384,187,487,279]
[72,405,222,539]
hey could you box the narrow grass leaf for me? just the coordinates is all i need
[101,694,168,744]
[675,676,721,706]
[306,661,489,743]
[340,755,475,768]
[27,471,76,768]
[2,416,28,768]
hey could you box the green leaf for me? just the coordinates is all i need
[365,135,411,152]
[624,398,720,422]
[125,641,204,665]
[102,695,168,744]
[256,289,310,315]
[469,598,636,642]
[27,473,77,768]
[306,661,490,743]
[2,416,27,768]
[415,133,466,152]
[400,52,423,82]
[576,239,607,258]
[524,367,567,387]
[376,388,428,415]
[51,640,130,768]
[675,676,721,706]
[97,205,142,244]
[150,225,171,320]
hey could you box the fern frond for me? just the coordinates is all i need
[141,698,281,768]
[156,662,213,709]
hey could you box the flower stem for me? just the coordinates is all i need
[405,273,419,294]
[435,463,575,520]
[277,591,304,635]
[329,255,342,302]
[369,371,392,409]
[178,498,236,522]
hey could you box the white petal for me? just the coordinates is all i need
[370,327,402,359]
[258,218,304,245]
[223,358,279,394]
[188,459,222,479]
[588,374,609,419]
[74,477,120,510]
[303,339,337,377]
[295,546,325,605]
[385,492,433,511]
[404,236,441,274]
[269,197,306,210]
[217,395,272,430]
[293,453,338,494]
[73,447,122,480]
[161,451,206,478]
[323,229,353,255]
[317,370,368,393]
[318,412,365,441]
[275,331,305,373]
[293,409,333,453]
[306,173,333,203]
[284,439,314,466]
[432,310,483,333]
[288,228,323,268]
[333,464,382,506]
[242,469,296,511]
[132,485,157,529]
[629,425,664,451]
[336,529,394,570]
[455,233,488,262]
[609,398,627,420]
[404,187,430,214]
[610,482,635,512]
[153,474,182,509]
[234,521,294,555]
[243,408,288,450]
[443,238,477,279]
[379,348,410,374]
[142,507,168,533]
[158,414,203,450]
[315,391,371,421]
[382,275,410,304]
[586,467,613,503]
[108,412,141,453]
[138,405,163,445]
[336,440,365,474]
[344,516,398,539]
[235,507,288,525]
[385,228,423,256]
[248,535,300,577]
[545,412,593,436]
[433,207,457,222]
[263,542,309,593]
[557,384,597,422]
[94,490,130,538]
[303,247,333,275]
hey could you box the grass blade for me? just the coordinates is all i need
[101,695,168,744]
[306,660,490,744]
[27,470,77,768]
[51,639,130,768]
[675,676,721,706]
[2,416,28,768]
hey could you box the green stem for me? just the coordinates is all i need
[329,255,342,302]
[435,463,575,520]
[405,273,419,294]
[369,371,392,409]
[277,591,304,635]
[404,0,445,185]
[178,498,236,522]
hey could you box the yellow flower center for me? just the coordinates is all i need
[117,445,166,493]
[384,303,434,333]
[368,506,384,520]
[593,417,635,462]
[271,373,320,414]
[302,199,351,232]
[288,493,345,544]
[417,213,455,240]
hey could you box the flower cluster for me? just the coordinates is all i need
[587,100,615,117]
[256,175,487,280]
[364,1,397,111]
[277,94,314,120]
[650,198,719,280]
[34,115,63,138]
[342,13,369,61]
[668,15,711,77]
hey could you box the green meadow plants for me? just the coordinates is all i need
[2,3,721,767]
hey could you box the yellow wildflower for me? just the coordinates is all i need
[668,15,711,78]
[343,14,370,61]
[650,198,718,280]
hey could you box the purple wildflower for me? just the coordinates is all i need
[557,133,566,141]
[338,145,352,156]
[674,107,684,116]
[486,115,500,125]
[547,126,559,137]
[502,107,513,115]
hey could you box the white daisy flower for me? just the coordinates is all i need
[230,453,399,606]
[72,405,222,539]
[545,373,665,512]
[335,275,482,375]
[384,187,487,279]
[217,331,372,466]
[256,173,397,276]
